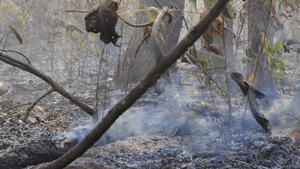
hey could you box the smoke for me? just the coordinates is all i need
[56,60,298,146]
[52,122,95,141]
[98,69,207,144]
[56,63,221,145]
[263,96,295,136]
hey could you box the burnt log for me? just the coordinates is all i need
[0,138,77,169]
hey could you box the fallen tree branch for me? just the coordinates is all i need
[2,102,32,113]
[0,53,96,116]
[23,88,55,122]
[37,0,229,168]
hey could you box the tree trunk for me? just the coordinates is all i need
[246,0,276,105]
[117,0,184,88]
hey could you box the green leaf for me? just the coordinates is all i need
[227,1,236,18]
[269,57,277,70]
[189,0,197,11]
[196,55,209,69]
[139,5,154,22]
[148,7,160,15]
[204,0,216,7]
[159,21,166,30]
[96,48,101,56]
[157,32,166,45]
[139,5,160,22]
[278,60,285,71]
[273,41,281,51]
[88,33,96,43]
[139,5,165,30]
[77,39,83,50]
[265,43,274,56]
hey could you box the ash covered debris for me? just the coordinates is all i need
[64,133,300,169]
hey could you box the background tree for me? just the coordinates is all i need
[245,0,276,101]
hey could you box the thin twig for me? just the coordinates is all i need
[186,54,229,97]
[154,0,163,9]
[2,102,32,113]
[64,9,90,13]
[23,88,55,122]
[233,12,246,60]
[242,100,248,123]
[117,18,125,77]
[0,49,31,64]
[118,16,154,27]
[95,46,105,122]
[222,15,233,127]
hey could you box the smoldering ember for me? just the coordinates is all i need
[0,0,300,169]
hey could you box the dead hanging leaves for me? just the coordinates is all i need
[10,25,23,44]
[200,6,234,56]
[200,6,235,56]
[231,72,269,133]
[84,0,120,46]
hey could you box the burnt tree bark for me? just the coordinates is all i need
[37,0,230,168]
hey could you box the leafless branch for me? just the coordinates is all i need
[0,52,96,116]
[23,88,55,122]
[2,102,32,113]
[118,16,154,27]
[186,54,229,97]
[0,49,31,64]
[37,0,229,168]
[64,9,90,13]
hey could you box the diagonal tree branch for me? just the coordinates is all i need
[0,53,96,116]
[37,0,229,168]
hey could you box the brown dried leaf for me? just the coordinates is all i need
[231,72,248,96]
[279,12,288,18]
[231,72,269,132]
[143,27,151,44]
[200,13,225,39]
[248,89,269,133]
[10,25,23,44]
[84,0,120,46]
[207,45,222,56]
[71,53,79,61]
